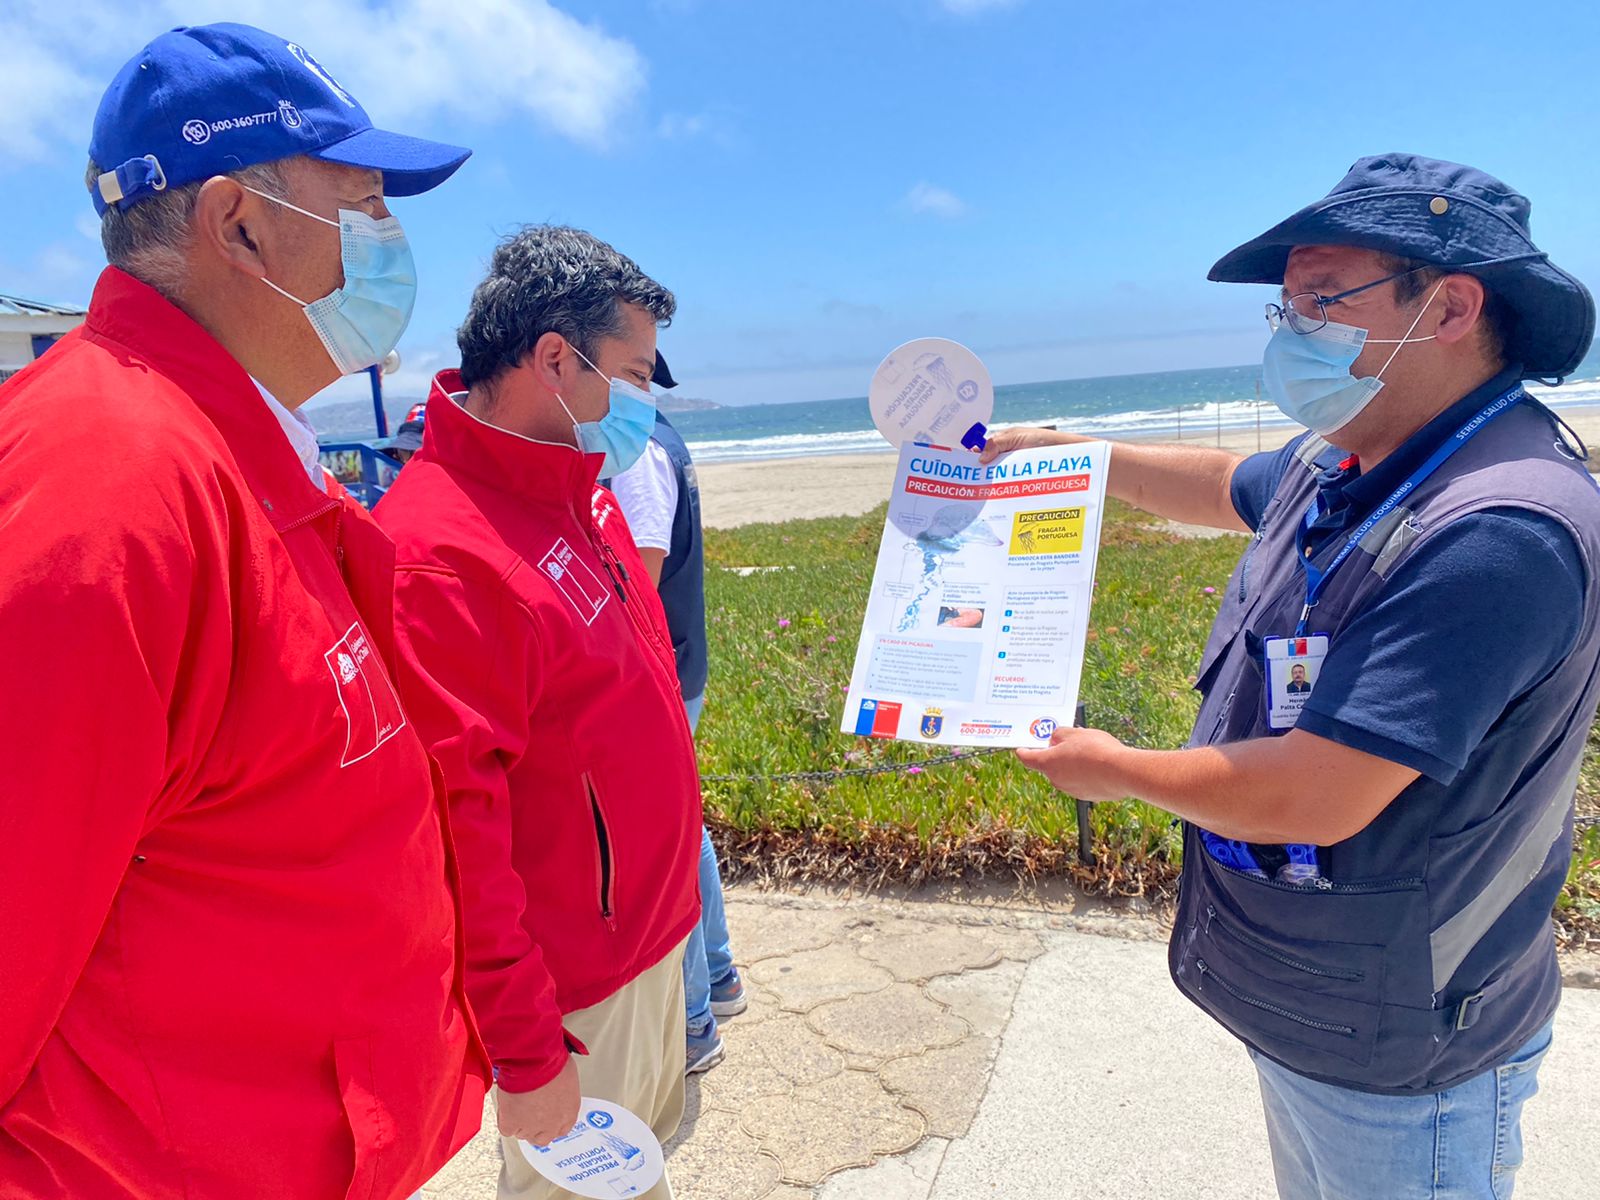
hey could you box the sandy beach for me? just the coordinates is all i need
[698,404,1600,529]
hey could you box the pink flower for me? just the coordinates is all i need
[1203,587,1216,595]
[777,619,791,628]
[826,635,838,644]
[907,766,925,775]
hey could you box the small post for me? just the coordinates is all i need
[1215,398,1222,447]
[1176,406,1182,442]
[1255,379,1262,452]
[1073,702,1094,866]
[367,364,389,438]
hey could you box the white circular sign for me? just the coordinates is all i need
[518,1098,665,1198]
[868,337,994,449]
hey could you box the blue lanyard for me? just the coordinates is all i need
[1293,385,1525,635]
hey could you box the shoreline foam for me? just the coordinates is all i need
[696,401,1600,530]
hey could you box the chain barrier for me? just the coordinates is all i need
[700,747,1007,785]
[701,754,1600,844]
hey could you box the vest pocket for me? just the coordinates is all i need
[1180,939,1380,1071]
[1173,843,1417,1074]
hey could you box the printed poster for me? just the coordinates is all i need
[841,440,1111,748]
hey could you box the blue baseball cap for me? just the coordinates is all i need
[89,23,471,215]
[1210,153,1594,382]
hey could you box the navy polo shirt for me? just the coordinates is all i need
[1229,368,1586,784]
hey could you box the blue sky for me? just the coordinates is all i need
[5,0,1598,407]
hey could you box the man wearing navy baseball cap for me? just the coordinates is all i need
[988,155,1600,1197]
[0,24,496,1200]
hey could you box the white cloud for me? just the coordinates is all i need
[0,242,102,306]
[903,181,969,219]
[0,33,101,161]
[3,0,646,164]
[938,0,1023,14]
[658,113,710,140]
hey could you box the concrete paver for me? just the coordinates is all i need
[924,960,1028,1038]
[878,1034,998,1139]
[741,1069,926,1185]
[848,918,1001,982]
[806,982,969,1065]
[424,887,1600,1200]
[815,1137,950,1200]
[749,942,893,1013]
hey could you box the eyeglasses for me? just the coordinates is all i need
[1264,265,1427,335]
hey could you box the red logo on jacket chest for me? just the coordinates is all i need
[323,623,408,766]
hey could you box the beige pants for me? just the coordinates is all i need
[497,939,688,1200]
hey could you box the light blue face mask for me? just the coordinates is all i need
[247,187,417,376]
[557,343,658,476]
[1262,282,1442,436]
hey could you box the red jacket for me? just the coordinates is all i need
[375,371,701,1093]
[0,270,489,1200]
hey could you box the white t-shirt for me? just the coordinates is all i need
[255,381,326,492]
[608,439,678,553]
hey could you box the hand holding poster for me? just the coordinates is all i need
[841,439,1111,748]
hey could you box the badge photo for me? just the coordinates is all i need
[1263,634,1329,731]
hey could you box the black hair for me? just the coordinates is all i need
[1381,253,1517,367]
[457,224,675,390]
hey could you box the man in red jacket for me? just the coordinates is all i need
[0,24,490,1200]
[376,225,701,1199]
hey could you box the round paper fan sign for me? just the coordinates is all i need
[518,1099,664,1198]
[868,337,993,448]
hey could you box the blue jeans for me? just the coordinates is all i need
[1251,1021,1553,1199]
[681,694,734,1034]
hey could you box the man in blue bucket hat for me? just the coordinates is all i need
[0,23,495,1199]
[989,154,1600,1196]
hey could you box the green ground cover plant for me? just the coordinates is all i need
[696,500,1600,947]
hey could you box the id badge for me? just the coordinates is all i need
[1263,634,1329,731]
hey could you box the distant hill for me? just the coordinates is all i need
[304,396,423,441]
[658,394,720,414]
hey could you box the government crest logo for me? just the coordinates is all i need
[279,100,303,128]
[919,707,944,739]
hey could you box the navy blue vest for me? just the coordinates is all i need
[1170,399,1600,1094]
[647,413,708,700]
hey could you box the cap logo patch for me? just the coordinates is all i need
[286,42,356,108]
[279,100,303,129]
[182,119,211,145]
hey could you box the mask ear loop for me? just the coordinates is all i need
[1368,280,1447,379]
[552,390,585,451]
[240,184,339,228]
[261,277,309,306]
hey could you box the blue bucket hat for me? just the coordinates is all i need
[89,23,470,215]
[1210,153,1594,381]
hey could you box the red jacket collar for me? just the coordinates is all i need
[81,267,334,529]
[418,369,604,511]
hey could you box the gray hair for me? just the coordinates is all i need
[457,224,675,390]
[84,158,293,299]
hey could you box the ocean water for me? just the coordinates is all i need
[669,354,1600,464]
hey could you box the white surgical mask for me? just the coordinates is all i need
[1262,281,1443,436]
[245,186,417,376]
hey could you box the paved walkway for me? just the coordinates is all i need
[424,887,1600,1200]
